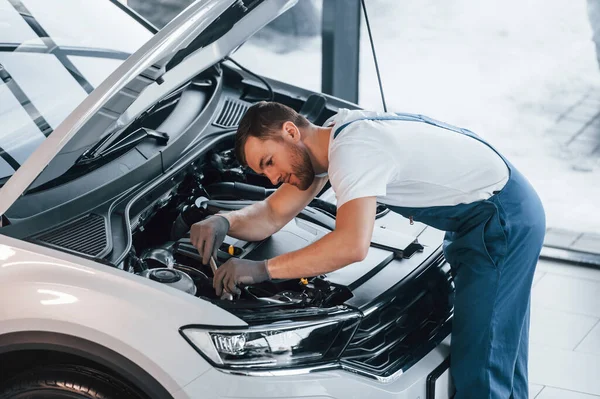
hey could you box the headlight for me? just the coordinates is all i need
[181,312,360,370]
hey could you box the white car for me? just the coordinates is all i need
[0,1,454,398]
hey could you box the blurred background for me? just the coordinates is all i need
[124,0,600,252]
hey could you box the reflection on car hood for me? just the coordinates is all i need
[0,0,296,216]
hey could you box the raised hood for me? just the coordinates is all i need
[0,0,296,216]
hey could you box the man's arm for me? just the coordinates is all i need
[266,196,376,279]
[212,196,377,295]
[222,175,328,242]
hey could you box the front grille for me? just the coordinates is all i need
[341,254,454,378]
[31,214,109,257]
[213,98,249,128]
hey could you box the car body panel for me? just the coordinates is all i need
[0,234,246,392]
[179,338,452,399]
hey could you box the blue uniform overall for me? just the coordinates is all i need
[334,113,546,398]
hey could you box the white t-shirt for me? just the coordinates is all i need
[323,109,509,209]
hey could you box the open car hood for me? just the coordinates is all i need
[0,0,296,216]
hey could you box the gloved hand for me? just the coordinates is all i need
[213,258,271,296]
[189,215,230,265]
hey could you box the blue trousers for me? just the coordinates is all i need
[449,167,545,398]
[390,165,545,398]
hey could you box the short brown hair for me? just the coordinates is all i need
[234,101,309,166]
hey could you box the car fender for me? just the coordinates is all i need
[0,234,245,394]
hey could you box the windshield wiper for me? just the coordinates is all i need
[75,127,169,166]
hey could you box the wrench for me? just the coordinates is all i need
[210,255,234,301]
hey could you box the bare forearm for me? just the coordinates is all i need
[267,231,366,279]
[222,177,328,242]
[221,201,281,242]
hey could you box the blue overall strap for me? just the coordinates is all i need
[332,112,465,139]
[333,112,421,139]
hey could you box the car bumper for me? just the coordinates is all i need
[176,337,454,399]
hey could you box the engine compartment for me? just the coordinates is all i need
[127,142,354,310]
[97,66,426,313]
[0,64,427,313]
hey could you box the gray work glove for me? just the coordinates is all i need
[189,215,230,265]
[213,258,271,296]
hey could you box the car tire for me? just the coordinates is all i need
[0,364,138,399]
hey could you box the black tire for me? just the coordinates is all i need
[0,364,140,399]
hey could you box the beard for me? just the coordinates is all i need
[287,142,315,191]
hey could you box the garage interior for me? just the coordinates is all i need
[1,0,599,398]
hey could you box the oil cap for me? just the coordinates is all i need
[227,245,243,256]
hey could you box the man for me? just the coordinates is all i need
[190,101,546,398]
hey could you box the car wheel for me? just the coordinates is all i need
[0,364,138,399]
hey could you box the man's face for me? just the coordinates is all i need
[244,128,315,191]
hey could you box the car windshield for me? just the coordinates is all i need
[0,0,153,183]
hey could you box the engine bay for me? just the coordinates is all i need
[0,64,430,314]
[0,64,426,313]
[72,65,428,312]
[126,143,356,310]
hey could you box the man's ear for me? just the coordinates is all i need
[282,121,301,143]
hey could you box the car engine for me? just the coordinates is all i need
[127,144,353,310]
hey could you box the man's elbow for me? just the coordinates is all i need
[345,240,369,263]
